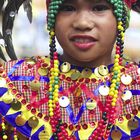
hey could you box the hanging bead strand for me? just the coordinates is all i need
[1,117,8,140]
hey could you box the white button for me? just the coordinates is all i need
[59,96,70,108]
[121,74,132,85]
[122,90,132,101]
[99,85,109,96]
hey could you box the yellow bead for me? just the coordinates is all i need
[2,126,6,129]
[112,98,117,102]
[109,92,114,96]
[54,60,59,64]
[115,54,120,58]
[54,85,59,89]
[49,108,53,112]
[49,100,53,104]
[118,21,122,25]
[54,97,58,102]
[49,112,54,116]
[110,83,115,88]
[112,79,116,83]
[50,31,55,36]
[110,87,115,92]
[3,135,8,140]
[53,93,58,97]
[114,94,118,98]
[54,73,58,76]
[111,102,116,106]
[54,89,59,93]
[114,90,118,94]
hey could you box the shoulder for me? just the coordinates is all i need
[3,56,50,76]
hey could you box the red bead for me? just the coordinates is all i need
[31,108,36,114]
[63,123,68,128]
[125,100,131,105]
[42,63,48,67]
[22,85,29,90]
[69,124,74,130]
[37,113,43,118]
[126,114,131,120]
[132,109,138,116]
[21,99,26,104]
[79,78,84,82]
[82,124,88,129]
[91,78,97,83]
[8,82,14,88]
[66,77,71,81]
[12,89,17,94]
[90,122,95,127]
[16,94,21,99]
[28,64,33,69]
[75,125,81,130]
[85,78,90,83]
[118,117,124,123]
[26,104,31,110]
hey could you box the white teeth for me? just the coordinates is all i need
[74,38,92,43]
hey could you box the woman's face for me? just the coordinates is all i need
[55,0,117,67]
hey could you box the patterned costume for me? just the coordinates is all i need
[0,0,140,140]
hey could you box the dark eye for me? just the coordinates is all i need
[59,5,76,12]
[92,5,110,12]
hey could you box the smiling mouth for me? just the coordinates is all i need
[70,35,97,43]
[70,35,97,50]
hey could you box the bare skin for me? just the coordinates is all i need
[55,0,117,68]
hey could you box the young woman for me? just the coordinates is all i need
[0,0,140,139]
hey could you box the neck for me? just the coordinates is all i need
[59,53,113,68]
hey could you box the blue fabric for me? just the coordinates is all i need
[0,87,8,97]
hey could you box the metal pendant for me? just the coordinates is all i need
[70,69,81,80]
[2,91,13,104]
[38,67,48,76]
[111,129,122,140]
[86,99,97,110]
[99,85,109,96]
[30,80,41,91]
[127,119,139,130]
[15,114,27,126]
[121,74,132,85]
[60,62,71,73]
[59,96,70,108]
[94,67,101,78]
[28,116,39,128]
[81,68,92,78]
[122,90,132,101]
[11,99,22,111]
[98,65,109,76]
[128,119,139,130]
[39,129,50,140]
[26,58,36,65]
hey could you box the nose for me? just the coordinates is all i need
[72,11,94,31]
